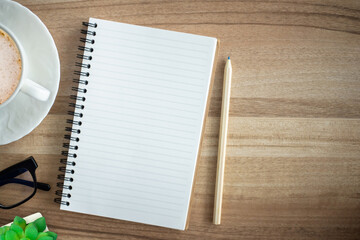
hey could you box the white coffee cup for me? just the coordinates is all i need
[0,24,50,109]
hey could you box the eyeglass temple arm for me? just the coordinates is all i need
[0,168,50,191]
[0,178,51,191]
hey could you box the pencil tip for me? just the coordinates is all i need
[228,56,230,60]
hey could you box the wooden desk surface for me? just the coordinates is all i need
[1,0,360,239]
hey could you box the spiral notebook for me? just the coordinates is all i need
[56,18,219,230]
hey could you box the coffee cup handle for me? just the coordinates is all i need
[21,78,50,101]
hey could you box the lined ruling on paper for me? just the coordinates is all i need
[61,18,217,230]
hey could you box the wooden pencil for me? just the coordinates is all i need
[213,56,232,225]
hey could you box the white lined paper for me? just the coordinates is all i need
[60,18,217,230]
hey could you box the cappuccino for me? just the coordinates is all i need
[0,28,22,105]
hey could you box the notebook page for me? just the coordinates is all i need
[61,18,217,230]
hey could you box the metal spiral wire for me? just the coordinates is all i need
[55,21,97,206]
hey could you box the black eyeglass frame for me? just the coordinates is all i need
[0,156,51,209]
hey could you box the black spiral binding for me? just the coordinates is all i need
[54,21,97,206]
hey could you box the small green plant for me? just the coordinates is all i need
[0,216,57,240]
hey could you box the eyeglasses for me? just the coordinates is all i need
[0,156,51,209]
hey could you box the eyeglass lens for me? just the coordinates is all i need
[0,168,35,207]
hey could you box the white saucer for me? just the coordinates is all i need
[0,0,60,145]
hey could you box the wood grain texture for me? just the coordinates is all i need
[1,0,360,239]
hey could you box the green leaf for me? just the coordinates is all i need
[0,227,6,235]
[5,230,19,240]
[0,227,10,235]
[33,218,46,233]
[24,224,37,240]
[0,234,5,240]
[10,224,24,238]
[13,217,26,231]
[36,237,52,240]
[36,232,48,240]
[19,238,30,240]
[35,233,48,240]
[44,232,56,240]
